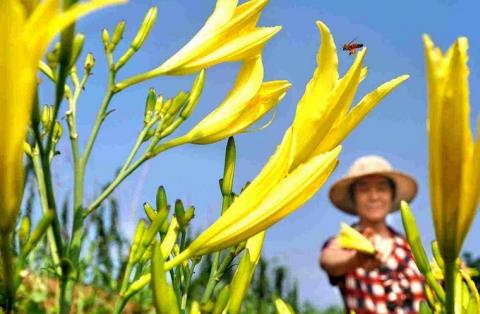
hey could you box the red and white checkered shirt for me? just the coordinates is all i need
[323,226,426,313]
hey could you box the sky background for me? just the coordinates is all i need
[43,0,480,308]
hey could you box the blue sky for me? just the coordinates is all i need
[46,0,480,308]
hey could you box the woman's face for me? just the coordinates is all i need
[353,175,393,224]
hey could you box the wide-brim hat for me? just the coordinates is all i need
[329,155,418,215]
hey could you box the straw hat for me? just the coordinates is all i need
[329,155,417,215]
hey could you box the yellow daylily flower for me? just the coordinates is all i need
[0,0,123,233]
[274,298,295,314]
[289,21,409,170]
[165,143,340,267]
[337,222,376,255]
[117,0,281,89]
[177,56,290,144]
[228,231,265,314]
[423,35,480,262]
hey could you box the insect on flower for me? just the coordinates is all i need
[343,37,364,55]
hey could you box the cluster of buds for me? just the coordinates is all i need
[142,69,205,143]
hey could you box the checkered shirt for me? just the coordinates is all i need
[323,227,426,313]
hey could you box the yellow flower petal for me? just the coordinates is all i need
[174,26,281,75]
[152,0,276,75]
[194,80,291,143]
[183,146,340,257]
[184,56,264,142]
[313,74,409,153]
[290,48,365,169]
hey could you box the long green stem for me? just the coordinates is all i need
[1,234,14,313]
[445,261,457,314]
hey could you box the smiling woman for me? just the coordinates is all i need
[320,155,425,313]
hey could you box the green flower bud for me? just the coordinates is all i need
[143,202,157,222]
[52,121,63,144]
[46,42,61,70]
[174,199,185,227]
[131,7,157,51]
[156,186,168,213]
[151,241,180,314]
[41,105,54,132]
[400,201,430,274]
[69,33,85,69]
[101,28,110,51]
[110,20,126,51]
[159,98,172,119]
[165,91,189,122]
[221,137,236,196]
[21,211,55,257]
[431,241,445,271]
[128,220,146,264]
[154,95,163,117]
[179,69,205,119]
[144,88,157,125]
[213,285,230,314]
[183,206,195,225]
[84,53,95,73]
[18,216,31,248]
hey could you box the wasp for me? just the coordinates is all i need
[342,38,364,55]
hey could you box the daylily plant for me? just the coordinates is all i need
[422,34,480,313]
[424,35,480,264]
[0,0,123,233]
[124,20,409,297]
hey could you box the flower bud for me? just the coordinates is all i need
[18,216,31,248]
[431,241,445,271]
[128,220,146,264]
[213,285,230,314]
[154,95,163,117]
[131,7,157,51]
[156,186,168,213]
[151,241,180,314]
[144,88,157,125]
[41,105,54,132]
[221,137,236,196]
[179,69,205,119]
[110,20,126,51]
[165,91,189,123]
[21,211,55,257]
[101,28,110,51]
[84,53,95,73]
[52,121,63,144]
[143,202,157,222]
[68,33,85,69]
[46,42,61,70]
[400,201,430,274]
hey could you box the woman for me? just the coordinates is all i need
[320,155,426,313]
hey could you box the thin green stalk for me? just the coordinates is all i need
[1,234,14,313]
[85,154,148,216]
[112,296,128,314]
[120,117,159,173]
[445,261,457,314]
[31,151,62,274]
